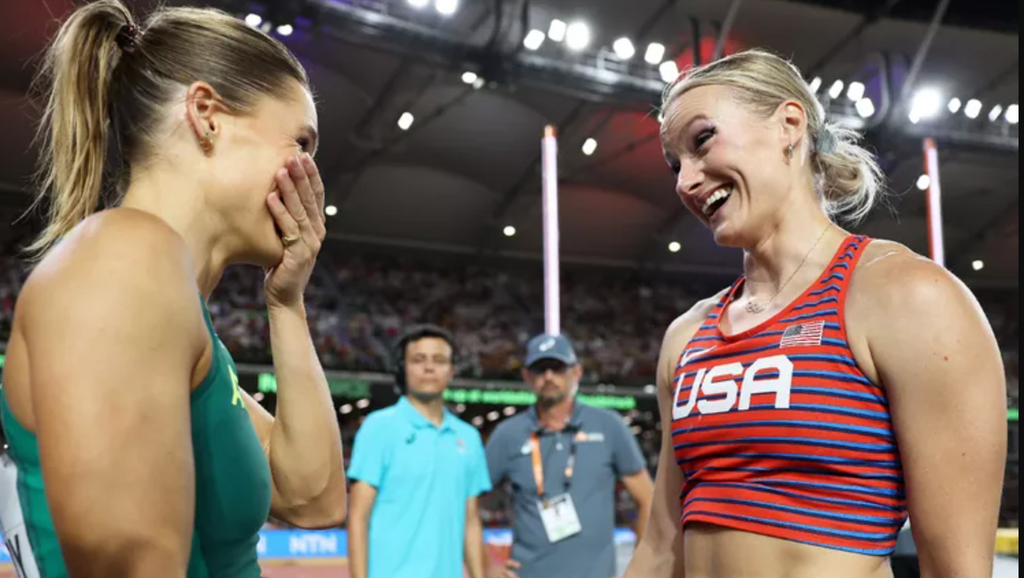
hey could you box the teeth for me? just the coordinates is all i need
[702,186,733,216]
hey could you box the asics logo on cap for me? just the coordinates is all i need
[539,338,556,352]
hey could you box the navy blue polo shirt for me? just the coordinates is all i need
[485,402,645,578]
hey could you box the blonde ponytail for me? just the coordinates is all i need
[28,0,134,256]
[28,0,308,257]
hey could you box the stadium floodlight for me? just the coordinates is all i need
[645,43,666,65]
[856,98,876,118]
[523,29,546,51]
[565,21,591,51]
[435,0,458,16]
[613,38,636,60]
[659,60,679,84]
[964,99,983,119]
[582,138,598,156]
[245,14,262,27]
[916,175,931,191]
[548,19,567,42]
[989,105,1004,122]
[909,88,942,123]
[847,82,866,102]
[828,80,844,100]
[1007,104,1019,125]
[948,98,963,114]
[397,112,415,131]
[809,77,823,94]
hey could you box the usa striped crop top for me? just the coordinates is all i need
[670,235,909,557]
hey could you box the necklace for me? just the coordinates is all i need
[745,224,833,315]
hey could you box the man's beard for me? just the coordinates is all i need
[537,385,567,408]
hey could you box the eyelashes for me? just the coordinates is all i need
[695,127,716,150]
[297,137,312,153]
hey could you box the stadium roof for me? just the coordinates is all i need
[0,0,1017,284]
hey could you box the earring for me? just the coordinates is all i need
[199,132,214,153]
[787,143,795,159]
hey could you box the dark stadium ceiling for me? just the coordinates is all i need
[0,0,1017,286]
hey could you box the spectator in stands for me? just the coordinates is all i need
[485,334,654,578]
[348,325,491,578]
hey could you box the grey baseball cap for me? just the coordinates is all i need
[525,334,579,368]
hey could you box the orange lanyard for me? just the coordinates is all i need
[530,431,578,500]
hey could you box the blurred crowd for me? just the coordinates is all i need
[2,231,1020,390]
[201,252,713,386]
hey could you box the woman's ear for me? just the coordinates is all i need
[778,99,810,153]
[184,81,227,153]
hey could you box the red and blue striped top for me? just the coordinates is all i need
[670,235,908,557]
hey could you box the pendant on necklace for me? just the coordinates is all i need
[746,301,769,314]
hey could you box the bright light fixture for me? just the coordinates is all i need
[245,13,262,27]
[408,0,430,7]
[856,98,876,118]
[582,138,598,156]
[435,0,458,16]
[503,226,517,237]
[1007,104,1019,125]
[613,38,636,60]
[659,60,679,83]
[989,105,1004,122]
[397,112,415,131]
[829,80,845,100]
[565,21,590,51]
[548,19,567,42]
[847,82,866,102]
[948,98,963,114]
[276,24,294,37]
[645,43,666,65]
[325,205,338,217]
[972,260,985,271]
[916,174,931,191]
[668,241,682,253]
[809,77,823,94]
[462,71,478,84]
[523,29,546,51]
[964,99,983,119]
[909,88,942,122]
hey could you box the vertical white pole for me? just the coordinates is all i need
[923,138,945,268]
[542,125,561,336]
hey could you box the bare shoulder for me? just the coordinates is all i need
[850,239,977,315]
[659,288,730,386]
[19,209,204,341]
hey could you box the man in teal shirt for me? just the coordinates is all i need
[348,325,492,578]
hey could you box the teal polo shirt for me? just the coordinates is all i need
[349,397,492,578]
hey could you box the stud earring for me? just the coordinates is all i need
[199,132,214,153]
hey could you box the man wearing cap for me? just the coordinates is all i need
[485,334,654,578]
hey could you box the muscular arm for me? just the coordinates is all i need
[243,302,347,529]
[464,497,487,578]
[624,301,716,578]
[348,481,378,578]
[857,253,1006,578]
[24,216,204,578]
